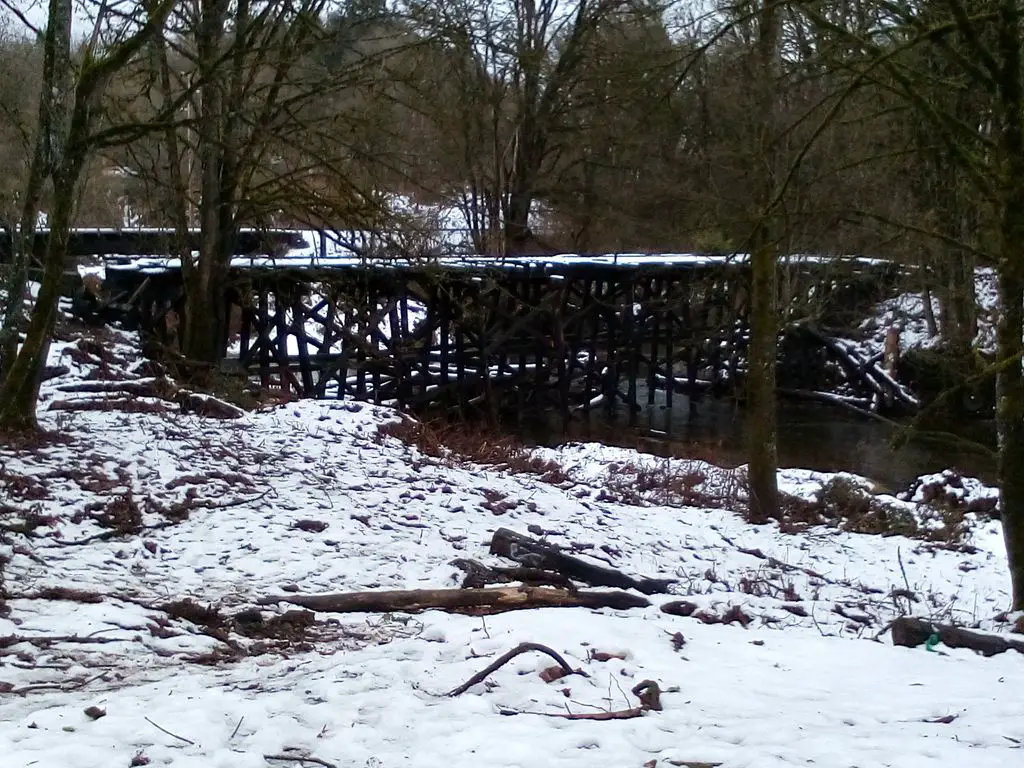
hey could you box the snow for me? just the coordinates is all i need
[858,268,1000,356]
[1,324,1022,768]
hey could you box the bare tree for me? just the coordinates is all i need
[745,0,782,522]
[405,0,633,254]
[799,0,1024,607]
[116,0,403,364]
[0,0,176,433]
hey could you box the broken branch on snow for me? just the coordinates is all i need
[448,641,583,696]
[500,677,664,721]
[263,755,338,768]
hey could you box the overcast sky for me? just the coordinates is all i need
[3,0,113,40]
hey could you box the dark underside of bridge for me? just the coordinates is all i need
[96,255,914,421]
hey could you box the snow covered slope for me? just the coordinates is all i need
[0,325,1020,768]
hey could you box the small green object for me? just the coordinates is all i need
[925,632,940,652]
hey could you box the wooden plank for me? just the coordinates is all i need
[581,278,596,410]
[439,280,450,392]
[603,279,619,415]
[390,292,410,405]
[618,278,634,423]
[258,288,271,389]
[647,277,660,405]
[665,276,675,410]
[236,293,251,364]
[292,289,315,395]
[454,282,467,411]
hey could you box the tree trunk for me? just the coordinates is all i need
[505,179,535,255]
[745,1,780,523]
[182,0,230,364]
[0,177,75,432]
[154,36,195,300]
[0,0,74,432]
[995,2,1024,611]
[0,0,71,385]
[937,246,977,356]
[995,262,1024,610]
[747,230,780,523]
[0,0,174,432]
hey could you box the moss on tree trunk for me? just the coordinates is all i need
[995,264,1024,610]
[744,0,780,524]
[747,234,780,523]
[0,194,73,433]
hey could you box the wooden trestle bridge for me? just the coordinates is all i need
[96,244,916,420]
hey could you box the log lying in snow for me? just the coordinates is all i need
[450,557,577,591]
[258,586,651,615]
[891,616,1024,657]
[490,528,675,595]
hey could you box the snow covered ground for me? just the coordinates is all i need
[1,323,1022,768]
[857,268,999,356]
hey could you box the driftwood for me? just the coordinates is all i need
[450,557,577,591]
[797,326,917,411]
[891,616,1024,657]
[258,586,650,615]
[490,528,675,595]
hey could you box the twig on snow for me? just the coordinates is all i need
[809,605,830,637]
[144,716,195,746]
[873,619,897,642]
[196,488,273,511]
[0,634,131,649]
[526,707,645,720]
[263,755,338,768]
[58,521,175,546]
[230,716,244,740]
[447,641,583,696]
[10,670,109,696]
[895,547,918,608]
[509,681,662,721]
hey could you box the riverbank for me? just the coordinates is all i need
[0,320,1020,767]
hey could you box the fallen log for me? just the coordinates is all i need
[489,528,675,595]
[891,616,1024,657]
[449,557,577,591]
[258,586,650,615]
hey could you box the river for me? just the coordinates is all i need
[519,392,997,493]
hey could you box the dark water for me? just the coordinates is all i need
[519,392,997,492]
